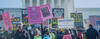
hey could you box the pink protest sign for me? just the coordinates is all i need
[63,34,72,39]
[40,4,53,21]
[2,12,13,31]
[28,7,42,24]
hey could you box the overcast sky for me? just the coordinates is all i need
[0,0,22,8]
[74,0,100,8]
[0,0,100,8]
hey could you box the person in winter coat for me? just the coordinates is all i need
[56,30,64,39]
[77,31,83,39]
[15,26,25,39]
[86,24,98,39]
[0,27,4,39]
[50,32,55,39]
[34,29,42,39]
[98,30,100,39]
[43,34,51,39]
[62,29,72,39]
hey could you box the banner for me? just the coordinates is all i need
[52,18,58,28]
[40,4,53,21]
[12,17,20,30]
[2,12,13,31]
[22,14,28,26]
[28,7,42,24]
[52,8,64,18]
[71,13,83,28]
[58,18,74,29]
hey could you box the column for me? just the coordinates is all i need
[51,0,55,8]
[43,0,47,5]
[58,0,61,8]
[64,0,68,18]
[37,0,40,6]
[29,0,33,6]
[68,0,74,18]
[22,0,25,8]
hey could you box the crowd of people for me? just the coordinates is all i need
[0,24,100,39]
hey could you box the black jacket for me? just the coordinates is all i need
[15,30,25,39]
[86,27,98,39]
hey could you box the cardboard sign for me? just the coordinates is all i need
[63,34,72,39]
[52,8,64,18]
[58,18,74,29]
[52,18,58,28]
[12,17,20,22]
[2,12,13,31]
[28,7,42,24]
[12,17,20,30]
[71,13,83,22]
[40,4,53,21]
[71,13,83,28]
[12,23,19,30]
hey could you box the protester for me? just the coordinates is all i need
[34,28,42,39]
[77,30,83,39]
[56,29,64,39]
[71,28,77,39]
[27,25,34,39]
[0,27,4,39]
[86,24,98,39]
[98,30,100,39]
[43,31,51,39]
[23,30,30,39]
[50,32,55,39]
[43,33,51,39]
[3,31,11,39]
[15,26,24,39]
[49,32,52,39]
[29,28,34,39]
[11,30,17,39]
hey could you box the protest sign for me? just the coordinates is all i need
[71,13,83,28]
[11,17,20,30]
[58,18,74,29]
[12,23,19,30]
[52,8,64,18]
[28,7,42,24]
[2,12,13,31]
[40,4,53,21]
[52,18,58,28]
